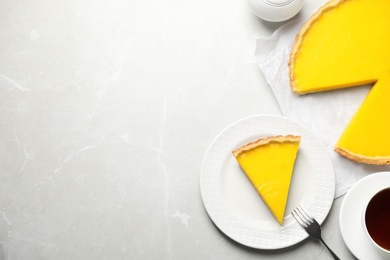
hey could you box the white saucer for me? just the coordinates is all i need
[200,115,335,249]
[339,172,390,259]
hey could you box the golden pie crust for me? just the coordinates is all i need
[232,135,301,158]
[335,147,390,165]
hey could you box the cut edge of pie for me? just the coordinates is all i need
[232,135,301,224]
[288,0,349,94]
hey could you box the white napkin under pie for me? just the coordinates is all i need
[254,0,390,198]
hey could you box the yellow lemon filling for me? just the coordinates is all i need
[289,0,390,164]
[336,73,390,164]
[290,0,390,93]
[232,135,301,224]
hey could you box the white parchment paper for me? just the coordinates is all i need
[254,0,390,197]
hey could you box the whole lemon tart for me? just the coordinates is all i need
[232,135,301,225]
[289,0,390,165]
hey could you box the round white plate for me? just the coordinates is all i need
[339,172,390,259]
[200,115,335,249]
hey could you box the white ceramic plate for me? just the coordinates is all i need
[200,115,335,249]
[339,172,390,259]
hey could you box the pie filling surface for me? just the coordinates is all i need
[289,0,390,165]
[232,135,301,225]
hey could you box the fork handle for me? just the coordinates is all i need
[319,238,341,260]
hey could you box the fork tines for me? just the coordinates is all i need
[291,205,313,228]
[291,206,341,260]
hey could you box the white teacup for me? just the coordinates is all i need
[362,187,390,258]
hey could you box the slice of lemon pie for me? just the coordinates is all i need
[289,0,390,165]
[232,135,301,225]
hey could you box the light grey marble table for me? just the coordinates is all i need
[0,0,357,259]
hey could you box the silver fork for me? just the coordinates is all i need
[292,206,341,260]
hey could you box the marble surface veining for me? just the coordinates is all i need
[0,0,355,259]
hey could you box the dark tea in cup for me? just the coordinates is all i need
[364,187,390,252]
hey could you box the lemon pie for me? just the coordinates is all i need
[232,135,301,224]
[289,0,390,165]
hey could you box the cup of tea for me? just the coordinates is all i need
[363,187,390,257]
